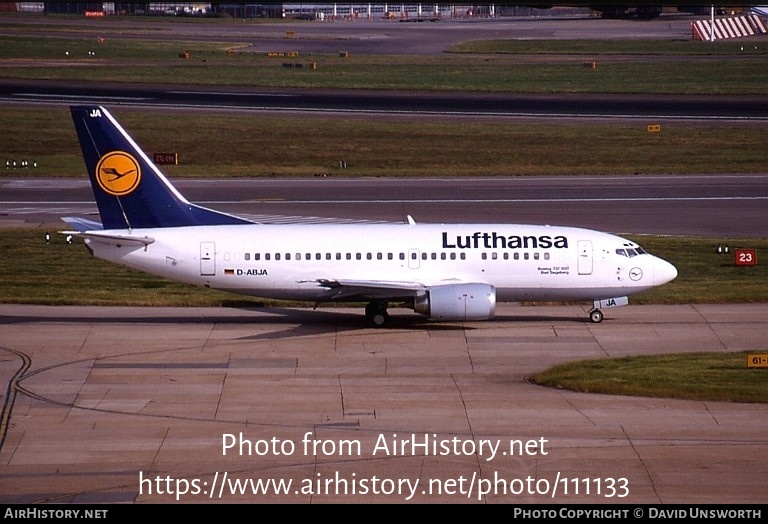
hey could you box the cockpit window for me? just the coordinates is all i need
[616,246,648,257]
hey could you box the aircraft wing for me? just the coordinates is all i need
[315,278,427,302]
[313,277,472,303]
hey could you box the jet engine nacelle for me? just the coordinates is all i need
[414,283,496,321]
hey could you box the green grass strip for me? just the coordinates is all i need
[2,108,767,178]
[531,351,768,403]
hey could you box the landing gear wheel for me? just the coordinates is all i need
[365,302,389,327]
[589,308,604,324]
[372,311,389,327]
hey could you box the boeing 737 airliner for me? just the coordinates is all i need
[64,106,677,326]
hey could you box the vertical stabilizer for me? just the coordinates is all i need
[70,106,250,229]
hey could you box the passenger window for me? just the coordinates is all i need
[254,253,260,261]
[265,253,271,261]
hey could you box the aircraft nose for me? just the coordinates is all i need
[653,257,678,286]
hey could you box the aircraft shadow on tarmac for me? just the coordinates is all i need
[0,307,588,340]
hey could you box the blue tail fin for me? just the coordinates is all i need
[70,106,251,229]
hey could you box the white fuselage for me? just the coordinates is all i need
[85,222,677,304]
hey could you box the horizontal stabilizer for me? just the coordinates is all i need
[61,217,103,232]
[60,230,155,247]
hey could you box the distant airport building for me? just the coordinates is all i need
[34,3,209,15]
[230,4,479,20]
[211,4,588,19]
[29,3,588,19]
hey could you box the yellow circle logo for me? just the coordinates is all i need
[96,152,141,196]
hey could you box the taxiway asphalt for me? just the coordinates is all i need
[1,302,766,504]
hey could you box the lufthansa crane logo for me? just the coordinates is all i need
[95,152,141,196]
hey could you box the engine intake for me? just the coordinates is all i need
[414,283,496,321]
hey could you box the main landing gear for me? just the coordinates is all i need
[365,301,389,327]
[588,308,604,323]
